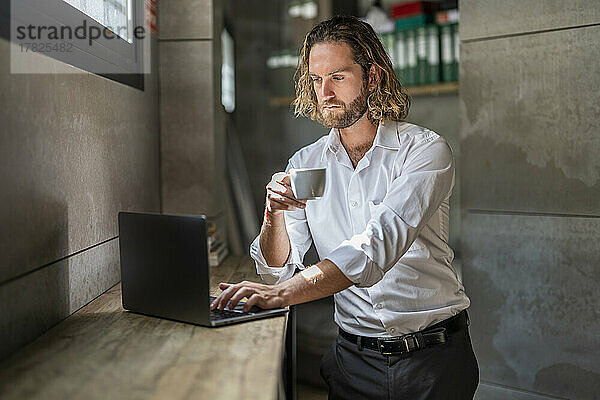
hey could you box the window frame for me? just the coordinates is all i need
[11,0,146,90]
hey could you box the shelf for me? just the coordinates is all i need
[268,82,458,107]
[405,82,458,96]
[269,96,296,107]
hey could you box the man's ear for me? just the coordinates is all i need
[368,64,380,91]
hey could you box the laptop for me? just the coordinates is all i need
[118,212,288,326]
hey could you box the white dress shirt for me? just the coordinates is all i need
[250,121,470,337]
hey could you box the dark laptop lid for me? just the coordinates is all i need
[118,212,210,325]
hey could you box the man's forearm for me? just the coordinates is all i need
[259,211,291,267]
[277,259,353,306]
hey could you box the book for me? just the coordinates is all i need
[394,14,434,31]
[208,230,223,250]
[391,1,440,19]
[209,240,229,267]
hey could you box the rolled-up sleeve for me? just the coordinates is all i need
[250,161,314,284]
[325,137,455,288]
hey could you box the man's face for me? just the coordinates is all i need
[309,42,369,129]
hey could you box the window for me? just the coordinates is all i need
[63,0,133,42]
[11,0,148,90]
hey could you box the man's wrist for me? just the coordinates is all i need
[264,207,284,227]
[275,280,293,308]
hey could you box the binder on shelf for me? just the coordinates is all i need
[415,25,427,85]
[381,32,396,72]
[394,30,407,85]
[436,8,459,25]
[404,29,417,86]
[427,24,440,84]
[452,23,459,81]
[440,23,453,82]
[436,9,458,82]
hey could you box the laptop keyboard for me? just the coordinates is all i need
[210,308,246,320]
[209,296,257,320]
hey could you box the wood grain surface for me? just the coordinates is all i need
[0,255,287,400]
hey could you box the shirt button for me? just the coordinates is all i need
[376,303,383,309]
[350,201,358,208]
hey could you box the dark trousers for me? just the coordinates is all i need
[320,315,479,400]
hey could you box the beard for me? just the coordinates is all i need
[319,82,369,129]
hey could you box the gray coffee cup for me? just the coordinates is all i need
[289,168,326,200]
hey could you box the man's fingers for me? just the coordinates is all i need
[279,174,291,186]
[228,287,254,310]
[267,189,305,209]
[210,283,232,309]
[217,284,240,310]
[272,172,286,182]
[268,196,299,211]
[267,182,298,203]
[243,293,262,312]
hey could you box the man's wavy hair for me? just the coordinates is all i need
[292,16,410,124]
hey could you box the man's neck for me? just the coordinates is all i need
[338,113,378,168]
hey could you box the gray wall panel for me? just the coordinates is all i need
[158,0,213,40]
[475,383,556,400]
[159,40,223,216]
[406,94,461,251]
[0,239,119,361]
[0,38,160,284]
[460,0,600,41]
[460,26,600,215]
[462,213,600,399]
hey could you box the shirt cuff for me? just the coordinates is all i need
[325,234,384,288]
[249,235,305,284]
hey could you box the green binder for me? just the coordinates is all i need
[395,14,434,31]
[405,28,417,86]
[394,30,407,85]
[427,24,440,84]
[383,33,396,72]
[440,24,453,82]
[416,25,428,85]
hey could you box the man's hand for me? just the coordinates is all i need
[266,172,306,215]
[210,281,286,313]
[210,260,354,313]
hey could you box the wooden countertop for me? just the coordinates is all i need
[0,255,288,400]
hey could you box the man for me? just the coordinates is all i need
[212,16,479,399]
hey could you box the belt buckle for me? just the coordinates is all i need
[403,335,415,351]
[377,336,400,355]
[377,334,419,355]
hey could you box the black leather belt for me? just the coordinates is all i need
[338,310,468,355]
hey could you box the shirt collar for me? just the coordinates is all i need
[372,120,402,150]
[320,128,342,161]
[320,120,401,161]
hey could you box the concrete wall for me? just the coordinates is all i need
[0,38,161,360]
[405,94,461,254]
[159,0,226,231]
[460,1,600,399]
